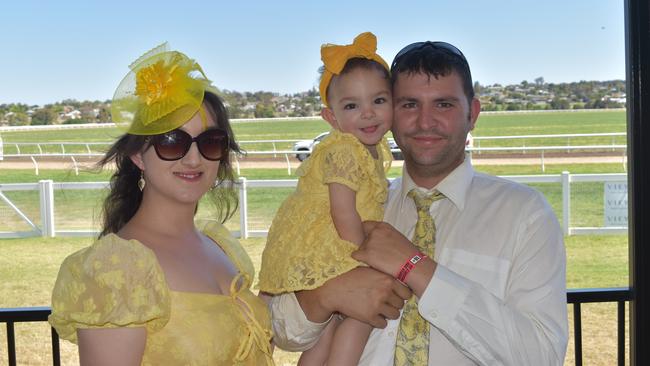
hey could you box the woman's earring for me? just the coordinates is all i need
[138,171,146,191]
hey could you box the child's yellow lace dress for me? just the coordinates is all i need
[49,222,273,365]
[259,130,392,294]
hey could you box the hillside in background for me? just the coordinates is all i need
[0,79,626,126]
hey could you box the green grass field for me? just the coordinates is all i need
[0,110,631,365]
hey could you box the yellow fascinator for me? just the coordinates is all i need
[319,32,389,107]
[111,43,217,135]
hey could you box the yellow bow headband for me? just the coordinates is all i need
[111,43,217,135]
[319,32,389,107]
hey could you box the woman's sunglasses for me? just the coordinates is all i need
[149,128,229,161]
[391,41,468,70]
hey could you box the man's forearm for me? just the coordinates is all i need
[418,213,568,365]
[420,264,567,365]
[295,288,335,323]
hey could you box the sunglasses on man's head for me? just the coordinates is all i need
[391,41,468,70]
[149,128,229,161]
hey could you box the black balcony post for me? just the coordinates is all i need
[574,303,582,366]
[618,301,626,366]
[51,327,60,366]
[625,0,650,364]
[7,322,16,366]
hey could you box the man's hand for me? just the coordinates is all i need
[296,267,411,328]
[354,221,438,297]
[353,221,419,277]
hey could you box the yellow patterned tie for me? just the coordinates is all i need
[394,189,445,366]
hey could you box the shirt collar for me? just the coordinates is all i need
[399,154,474,211]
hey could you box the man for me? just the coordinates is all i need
[271,41,568,365]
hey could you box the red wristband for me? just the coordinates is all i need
[396,252,427,283]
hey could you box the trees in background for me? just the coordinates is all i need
[0,80,627,125]
[30,109,58,125]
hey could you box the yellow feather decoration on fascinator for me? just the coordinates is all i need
[319,32,389,107]
[111,43,216,135]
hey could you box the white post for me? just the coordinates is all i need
[71,156,79,175]
[541,150,545,173]
[39,179,55,237]
[284,154,292,175]
[31,156,39,175]
[239,177,248,239]
[561,171,570,236]
[234,154,241,176]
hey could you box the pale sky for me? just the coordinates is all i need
[0,0,625,105]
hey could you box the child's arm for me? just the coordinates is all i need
[328,182,364,245]
[297,182,370,366]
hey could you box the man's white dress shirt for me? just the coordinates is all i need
[271,157,568,365]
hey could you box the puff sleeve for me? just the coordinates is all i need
[48,235,171,343]
[321,138,365,191]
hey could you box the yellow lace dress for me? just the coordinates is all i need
[258,130,392,294]
[48,222,273,366]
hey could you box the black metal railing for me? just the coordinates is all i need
[0,307,60,366]
[0,289,635,366]
[567,287,632,366]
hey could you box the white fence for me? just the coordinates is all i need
[0,173,627,239]
[0,131,628,175]
[1,131,627,156]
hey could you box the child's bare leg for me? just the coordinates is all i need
[297,316,340,366]
[326,317,372,366]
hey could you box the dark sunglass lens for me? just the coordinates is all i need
[392,42,423,68]
[398,42,424,59]
[392,41,467,69]
[434,42,465,60]
[155,130,191,160]
[197,130,227,160]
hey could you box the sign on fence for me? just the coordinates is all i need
[604,181,628,226]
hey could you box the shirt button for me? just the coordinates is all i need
[430,311,438,319]
[388,331,395,337]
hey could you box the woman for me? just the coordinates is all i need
[49,43,273,365]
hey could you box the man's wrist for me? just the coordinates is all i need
[295,288,335,323]
[405,257,437,298]
[396,251,427,283]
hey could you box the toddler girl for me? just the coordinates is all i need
[259,32,392,365]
